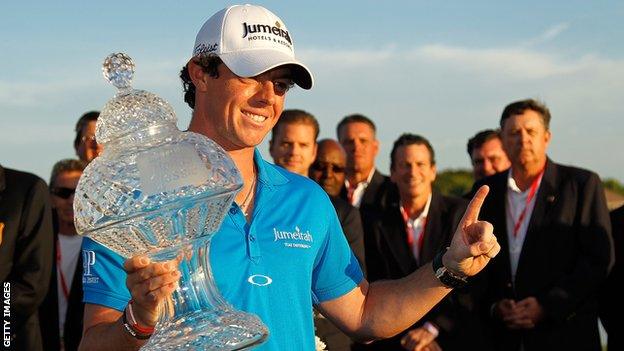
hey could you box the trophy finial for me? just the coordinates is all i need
[102,53,135,90]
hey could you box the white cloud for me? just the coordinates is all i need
[520,22,570,47]
[299,41,623,81]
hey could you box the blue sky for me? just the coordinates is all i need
[2,1,623,183]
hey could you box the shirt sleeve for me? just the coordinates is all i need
[311,194,364,304]
[81,237,130,311]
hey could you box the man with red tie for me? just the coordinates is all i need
[356,134,473,351]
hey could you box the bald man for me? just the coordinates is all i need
[309,139,348,197]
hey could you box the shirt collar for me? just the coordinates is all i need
[400,193,432,222]
[254,148,288,187]
[345,168,376,189]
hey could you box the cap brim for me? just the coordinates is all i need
[219,49,313,90]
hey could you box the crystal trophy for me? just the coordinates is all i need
[74,53,268,350]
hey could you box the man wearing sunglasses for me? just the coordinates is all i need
[39,159,87,351]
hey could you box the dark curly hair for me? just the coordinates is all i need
[180,55,223,109]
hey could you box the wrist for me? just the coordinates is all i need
[441,248,466,278]
[122,300,155,339]
[423,322,439,338]
[433,249,468,289]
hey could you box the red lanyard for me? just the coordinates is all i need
[56,239,70,299]
[512,168,545,237]
[400,206,427,255]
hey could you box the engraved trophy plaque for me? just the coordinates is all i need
[74,53,268,350]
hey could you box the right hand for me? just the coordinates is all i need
[444,185,500,277]
[401,327,437,351]
[124,255,181,327]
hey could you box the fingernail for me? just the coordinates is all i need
[163,262,171,270]
[139,257,149,265]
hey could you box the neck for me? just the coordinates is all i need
[227,148,257,206]
[347,167,373,186]
[188,110,257,205]
[400,192,429,219]
[512,159,546,191]
[58,220,77,236]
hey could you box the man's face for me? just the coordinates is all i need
[390,144,436,201]
[501,109,551,170]
[50,170,82,224]
[309,141,347,197]
[269,123,317,176]
[471,137,511,180]
[75,120,102,163]
[338,122,379,175]
[197,63,292,151]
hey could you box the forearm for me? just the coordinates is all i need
[79,316,147,351]
[358,263,451,340]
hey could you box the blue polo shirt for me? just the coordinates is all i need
[82,149,364,350]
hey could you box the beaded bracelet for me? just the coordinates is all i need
[121,301,154,340]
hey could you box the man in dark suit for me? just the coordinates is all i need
[601,205,623,350]
[336,114,396,214]
[39,159,87,351]
[0,164,54,351]
[473,99,612,351]
[357,134,470,351]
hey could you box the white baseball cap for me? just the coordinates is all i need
[193,4,313,89]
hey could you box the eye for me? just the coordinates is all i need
[273,79,294,94]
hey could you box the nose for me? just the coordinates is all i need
[254,80,277,106]
[519,130,531,145]
[483,160,494,177]
[290,143,301,156]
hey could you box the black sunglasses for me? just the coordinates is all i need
[51,187,76,199]
[310,162,345,173]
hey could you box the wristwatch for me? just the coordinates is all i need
[433,249,468,288]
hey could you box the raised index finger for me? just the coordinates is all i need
[459,185,489,228]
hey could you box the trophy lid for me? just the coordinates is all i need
[73,53,243,253]
[96,53,177,145]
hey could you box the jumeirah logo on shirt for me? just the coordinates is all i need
[273,226,313,249]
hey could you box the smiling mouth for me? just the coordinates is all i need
[242,110,268,123]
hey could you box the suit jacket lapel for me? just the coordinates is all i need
[421,192,443,264]
[486,172,514,287]
[361,170,383,208]
[382,206,418,275]
[515,159,558,287]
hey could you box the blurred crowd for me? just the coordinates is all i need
[1,99,620,351]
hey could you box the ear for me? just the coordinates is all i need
[390,166,398,184]
[431,164,437,182]
[544,129,552,147]
[312,142,318,160]
[373,138,379,156]
[187,59,211,92]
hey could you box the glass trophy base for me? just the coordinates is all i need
[141,308,268,351]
